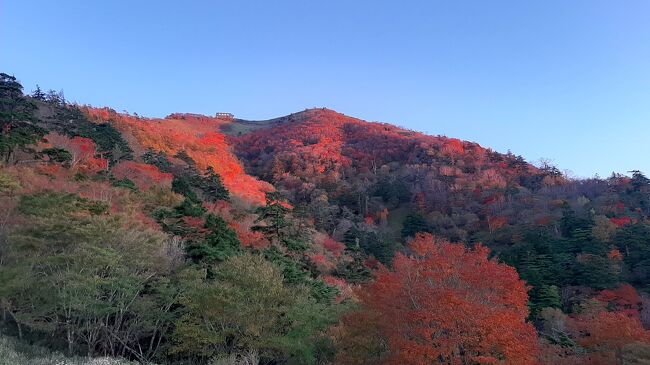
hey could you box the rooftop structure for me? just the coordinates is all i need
[215,112,234,119]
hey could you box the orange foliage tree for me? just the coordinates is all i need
[337,233,539,365]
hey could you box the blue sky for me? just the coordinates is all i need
[2,1,649,178]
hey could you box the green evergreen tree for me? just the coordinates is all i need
[401,212,432,238]
[253,192,292,245]
[263,245,310,285]
[0,73,45,162]
[142,150,173,172]
[201,166,229,201]
[41,147,72,164]
[172,176,206,217]
[334,250,372,284]
[614,223,650,287]
[530,285,562,316]
[344,227,395,265]
[31,85,45,100]
[185,214,240,266]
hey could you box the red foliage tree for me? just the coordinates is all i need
[569,310,650,364]
[596,284,642,318]
[323,237,346,257]
[488,215,509,232]
[111,161,173,190]
[45,133,108,173]
[610,217,633,228]
[337,233,539,365]
[608,248,623,261]
[232,221,269,249]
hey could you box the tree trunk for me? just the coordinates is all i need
[16,321,22,340]
[67,327,74,355]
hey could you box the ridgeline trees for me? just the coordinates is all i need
[0,73,45,163]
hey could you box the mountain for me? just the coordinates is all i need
[233,108,556,243]
[2,73,650,364]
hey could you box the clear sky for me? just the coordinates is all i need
[2,1,649,178]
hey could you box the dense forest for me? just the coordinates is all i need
[1,72,650,364]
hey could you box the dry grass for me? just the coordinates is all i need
[0,335,147,365]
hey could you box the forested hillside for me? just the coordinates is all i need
[2,72,650,364]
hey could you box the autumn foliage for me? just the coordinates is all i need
[568,310,650,364]
[596,284,642,317]
[81,107,272,204]
[610,216,633,228]
[233,108,564,239]
[337,233,539,365]
[235,109,530,187]
[44,133,108,173]
[112,161,173,190]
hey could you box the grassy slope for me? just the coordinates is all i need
[219,108,330,136]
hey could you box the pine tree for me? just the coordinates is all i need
[202,166,229,201]
[185,214,240,266]
[530,285,562,315]
[401,212,431,238]
[252,192,291,245]
[31,85,45,100]
[45,89,60,104]
[334,250,372,284]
